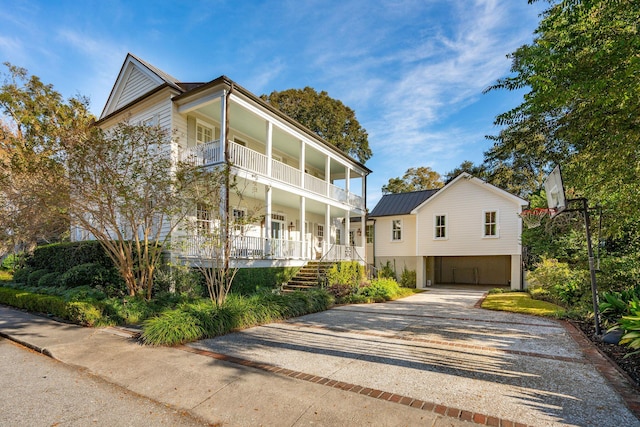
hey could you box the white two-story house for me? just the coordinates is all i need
[76,53,370,268]
[369,173,527,289]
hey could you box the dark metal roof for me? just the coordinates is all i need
[369,189,439,217]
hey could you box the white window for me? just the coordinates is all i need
[335,229,341,245]
[196,123,214,145]
[232,208,246,233]
[142,114,158,126]
[197,204,212,234]
[317,224,324,242]
[434,214,447,239]
[484,210,498,237]
[392,219,402,241]
[366,224,374,244]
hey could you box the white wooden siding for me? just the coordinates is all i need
[114,67,161,111]
[374,215,416,257]
[415,179,521,256]
[99,91,175,242]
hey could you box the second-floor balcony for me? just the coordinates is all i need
[181,140,364,210]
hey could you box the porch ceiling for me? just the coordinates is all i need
[194,100,361,177]
[233,177,350,218]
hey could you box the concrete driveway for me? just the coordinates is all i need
[190,286,640,427]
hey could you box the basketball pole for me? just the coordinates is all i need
[578,197,602,336]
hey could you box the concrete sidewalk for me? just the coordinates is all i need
[0,305,470,427]
[1,288,639,426]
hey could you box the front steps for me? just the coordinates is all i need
[281,261,335,292]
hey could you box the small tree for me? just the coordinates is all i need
[182,169,261,306]
[67,121,221,299]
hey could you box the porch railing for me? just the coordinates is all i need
[229,143,269,175]
[181,140,222,165]
[271,160,301,187]
[181,140,364,209]
[179,234,364,263]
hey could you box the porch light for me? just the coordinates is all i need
[288,222,295,232]
[357,228,362,236]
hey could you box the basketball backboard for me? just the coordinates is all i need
[544,165,566,218]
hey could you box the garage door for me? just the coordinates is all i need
[435,255,511,286]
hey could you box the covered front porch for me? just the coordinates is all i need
[174,179,366,267]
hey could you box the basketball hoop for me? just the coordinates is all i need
[519,208,551,229]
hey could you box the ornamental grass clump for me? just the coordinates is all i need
[140,289,334,346]
[141,310,205,346]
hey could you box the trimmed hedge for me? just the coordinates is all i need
[27,269,50,286]
[0,287,105,326]
[231,267,297,295]
[38,272,61,288]
[26,241,115,273]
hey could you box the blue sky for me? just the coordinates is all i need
[0,0,546,207]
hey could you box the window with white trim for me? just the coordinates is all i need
[484,210,498,237]
[142,114,158,126]
[317,224,324,242]
[366,224,374,244]
[434,215,447,239]
[392,219,402,241]
[197,204,212,234]
[196,123,214,145]
[232,208,246,233]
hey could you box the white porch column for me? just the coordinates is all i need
[266,121,273,177]
[344,209,350,248]
[220,90,227,160]
[325,156,331,196]
[265,186,272,257]
[362,172,366,209]
[325,204,331,253]
[345,166,350,193]
[300,196,306,259]
[300,140,305,189]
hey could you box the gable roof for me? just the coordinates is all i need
[100,53,185,119]
[369,189,439,217]
[369,173,528,218]
[410,173,527,214]
[98,54,372,174]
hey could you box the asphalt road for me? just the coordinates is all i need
[0,338,208,427]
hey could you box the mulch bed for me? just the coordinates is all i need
[573,319,640,388]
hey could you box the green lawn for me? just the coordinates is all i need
[482,292,566,317]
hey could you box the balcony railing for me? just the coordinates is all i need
[181,140,222,165]
[180,140,364,209]
[179,234,354,261]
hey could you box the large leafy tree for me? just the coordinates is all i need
[261,87,372,163]
[382,166,443,194]
[0,63,92,256]
[443,161,487,183]
[485,0,640,235]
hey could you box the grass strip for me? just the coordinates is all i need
[482,292,566,317]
